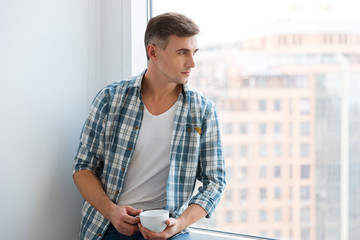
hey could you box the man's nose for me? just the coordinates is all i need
[186,55,196,68]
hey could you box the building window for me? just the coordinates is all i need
[301,165,311,179]
[300,143,310,157]
[301,207,310,223]
[225,188,233,206]
[240,210,248,222]
[239,122,248,134]
[274,99,281,111]
[274,165,281,177]
[259,166,267,178]
[240,189,248,204]
[241,100,249,111]
[301,186,310,201]
[225,211,233,223]
[299,98,311,114]
[260,188,267,200]
[274,208,282,221]
[273,144,282,157]
[274,230,281,239]
[224,145,233,158]
[300,121,311,136]
[258,144,267,157]
[274,186,282,199]
[239,144,248,158]
[223,123,233,135]
[226,167,232,181]
[259,100,267,112]
[259,123,267,135]
[301,228,310,240]
[273,122,281,137]
[259,209,267,222]
[239,167,248,182]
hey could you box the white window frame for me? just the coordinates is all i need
[87,0,148,104]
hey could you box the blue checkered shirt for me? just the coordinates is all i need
[73,70,226,239]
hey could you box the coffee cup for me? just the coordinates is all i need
[139,209,169,232]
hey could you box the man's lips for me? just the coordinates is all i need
[181,71,191,76]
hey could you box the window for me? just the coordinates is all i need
[225,211,233,223]
[299,98,311,114]
[240,210,248,222]
[258,144,267,157]
[258,100,267,112]
[274,165,281,177]
[301,207,310,223]
[301,186,310,201]
[300,121,311,136]
[259,123,267,136]
[239,144,248,158]
[260,188,267,200]
[273,144,282,157]
[300,143,310,157]
[274,186,282,199]
[153,1,360,239]
[301,165,311,179]
[259,209,267,222]
[274,99,281,111]
[274,208,282,221]
[273,122,281,137]
[239,167,248,182]
[239,123,248,134]
[224,145,233,158]
[223,123,233,135]
[240,189,248,204]
[259,166,267,178]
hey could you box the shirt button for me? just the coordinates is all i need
[121,167,125,171]
[98,233,102,237]
[116,190,120,194]
[135,126,139,130]
[140,106,144,110]
[187,127,192,132]
[128,147,133,151]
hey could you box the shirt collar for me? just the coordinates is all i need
[131,69,193,101]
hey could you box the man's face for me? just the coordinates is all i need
[155,35,199,85]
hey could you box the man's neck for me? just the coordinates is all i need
[141,70,181,115]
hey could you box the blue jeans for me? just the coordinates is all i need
[102,224,191,240]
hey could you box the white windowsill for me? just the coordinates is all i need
[189,227,278,240]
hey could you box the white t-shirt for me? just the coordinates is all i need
[117,102,177,210]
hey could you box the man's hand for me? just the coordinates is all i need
[108,205,143,236]
[138,218,183,240]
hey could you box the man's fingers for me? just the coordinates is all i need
[126,205,143,216]
[166,218,176,227]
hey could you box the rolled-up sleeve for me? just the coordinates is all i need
[189,104,226,217]
[73,89,109,177]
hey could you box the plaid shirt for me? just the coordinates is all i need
[73,70,226,239]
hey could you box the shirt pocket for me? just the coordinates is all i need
[183,124,201,156]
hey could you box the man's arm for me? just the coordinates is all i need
[73,170,142,236]
[138,204,207,239]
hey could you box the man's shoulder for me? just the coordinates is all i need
[185,84,215,109]
[99,72,143,98]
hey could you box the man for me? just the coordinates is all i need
[73,12,226,240]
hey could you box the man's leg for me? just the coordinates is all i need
[168,232,191,240]
[102,224,143,240]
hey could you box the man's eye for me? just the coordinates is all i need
[178,51,186,55]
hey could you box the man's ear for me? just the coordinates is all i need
[147,44,157,61]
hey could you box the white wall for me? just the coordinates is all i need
[1,0,91,239]
[0,0,148,239]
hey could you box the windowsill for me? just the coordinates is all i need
[189,227,278,240]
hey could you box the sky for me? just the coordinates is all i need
[152,0,360,44]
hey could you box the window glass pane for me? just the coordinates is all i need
[152,0,360,239]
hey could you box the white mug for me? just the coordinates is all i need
[139,209,169,232]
